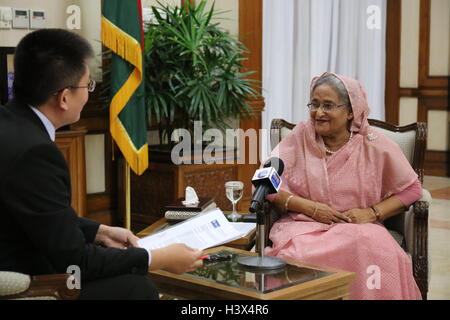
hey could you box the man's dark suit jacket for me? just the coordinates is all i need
[0,99,149,281]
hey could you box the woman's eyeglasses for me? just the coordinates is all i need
[307,102,347,112]
[52,78,96,95]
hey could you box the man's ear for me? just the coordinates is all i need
[56,89,70,111]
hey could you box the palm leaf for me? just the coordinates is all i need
[140,0,260,135]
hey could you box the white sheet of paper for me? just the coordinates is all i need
[137,208,248,251]
[229,222,256,237]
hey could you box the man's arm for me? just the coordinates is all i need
[3,143,149,280]
[78,217,100,243]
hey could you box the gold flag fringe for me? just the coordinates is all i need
[101,16,148,176]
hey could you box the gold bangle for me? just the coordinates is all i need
[284,195,294,212]
[371,205,381,220]
[311,202,318,219]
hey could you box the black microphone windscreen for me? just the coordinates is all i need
[263,157,284,176]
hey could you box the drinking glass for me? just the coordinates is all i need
[225,181,244,222]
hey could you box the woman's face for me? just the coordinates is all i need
[310,84,353,137]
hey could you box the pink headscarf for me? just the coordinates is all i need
[271,72,418,212]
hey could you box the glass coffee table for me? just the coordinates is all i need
[148,246,356,300]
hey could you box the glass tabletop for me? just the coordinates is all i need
[185,250,333,294]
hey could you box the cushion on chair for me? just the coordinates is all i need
[280,127,292,141]
[403,205,415,254]
[372,128,416,164]
[0,272,31,296]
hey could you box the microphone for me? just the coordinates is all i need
[238,157,286,271]
[249,157,284,213]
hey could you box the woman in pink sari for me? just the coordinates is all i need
[265,72,422,300]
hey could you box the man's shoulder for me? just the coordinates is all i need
[0,103,56,178]
[0,103,50,145]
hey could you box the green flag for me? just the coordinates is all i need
[102,0,148,175]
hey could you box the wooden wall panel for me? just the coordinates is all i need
[386,0,449,176]
[238,0,264,210]
[55,129,87,218]
[385,0,402,125]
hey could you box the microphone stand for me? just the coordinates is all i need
[237,200,286,271]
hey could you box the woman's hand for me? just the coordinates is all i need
[311,202,352,224]
[342,208,377,224]
[95,225,140,249]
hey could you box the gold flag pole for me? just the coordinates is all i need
[124,161,131,230]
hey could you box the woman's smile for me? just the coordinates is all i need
[315,119,330,125]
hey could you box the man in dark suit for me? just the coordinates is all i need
[0,29,203,299]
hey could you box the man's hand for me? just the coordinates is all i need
[342,208,377,224]
[95,225,140,249]
[149,243,203,274]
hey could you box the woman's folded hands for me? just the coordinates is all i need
[309,201,352,224]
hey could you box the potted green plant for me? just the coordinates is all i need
[143,0,258,148]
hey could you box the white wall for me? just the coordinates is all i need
[0,0,72,47]
[206,0,239,37]
[0,0,102,79]
[142,0,181,8]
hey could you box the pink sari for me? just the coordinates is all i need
[265,72,422,299]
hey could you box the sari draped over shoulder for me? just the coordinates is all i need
[265,72,422,300]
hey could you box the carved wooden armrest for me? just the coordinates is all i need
[412,200,429,300]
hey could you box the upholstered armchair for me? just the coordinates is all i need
[265,118,430,300]
[0,271,79,300]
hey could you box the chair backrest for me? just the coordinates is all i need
[270,118,427,183]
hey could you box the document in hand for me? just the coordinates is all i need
[137,208,255,251]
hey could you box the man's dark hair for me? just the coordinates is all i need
[13,28,95,106]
